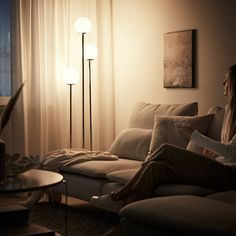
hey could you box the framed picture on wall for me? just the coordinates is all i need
[164,29,195,88]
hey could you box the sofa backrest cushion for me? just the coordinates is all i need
[109,128,152,161]
[128,102,198,129]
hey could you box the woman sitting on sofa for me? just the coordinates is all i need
[91,64,236,213]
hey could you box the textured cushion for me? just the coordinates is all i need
[119,196,236,236]
[106,169,139,184]
[148,114,214,156]
[60,158,142,179]
[206,190,236,205]
[154,184,216,197]
[109,128,152,161]
[129,102,198,129]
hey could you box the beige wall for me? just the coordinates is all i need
[112,0,236,135]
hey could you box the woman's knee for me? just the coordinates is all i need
[145,160,160,170]
[159,143,172,150]
[143,161,171,180]
[149,143,177,161]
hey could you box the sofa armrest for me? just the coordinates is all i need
[119,195,236,236]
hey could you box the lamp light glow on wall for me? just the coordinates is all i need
[74,17,92,149]
[85,44,97,150]
[65,68,79,148]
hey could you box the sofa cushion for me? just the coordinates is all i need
[119,218,176,236]
[148,114,214,158]
[154,184,216,197]
[119,196,236,236]
[129,102,198,129]
[106,169,139,184]
[109,128,152,161]
[206,190,236,205]
[60,158,142,179]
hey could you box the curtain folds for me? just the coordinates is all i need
[9,0,114,156]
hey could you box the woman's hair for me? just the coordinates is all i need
[227,64,236,140]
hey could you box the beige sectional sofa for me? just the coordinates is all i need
[55,101,236,235]
[56,101,224,202]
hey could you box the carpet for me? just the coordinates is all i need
[29,202,118,236]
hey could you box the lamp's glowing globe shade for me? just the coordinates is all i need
[64,68,79,85]
[74,17,92,34]
[84,44,98,60]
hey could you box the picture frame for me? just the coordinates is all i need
[164,29,195,88]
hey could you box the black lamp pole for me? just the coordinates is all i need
[88,59,93,150]
[69,84,72,148]
[81,33,85,149]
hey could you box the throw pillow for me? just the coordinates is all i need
[148,114,214,158]
[109,128,153,161]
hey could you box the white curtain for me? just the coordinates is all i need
[8,0,115,156]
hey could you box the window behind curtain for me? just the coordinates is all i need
[0,0,11,105]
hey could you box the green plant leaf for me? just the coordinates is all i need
[0,82,25,135]
[0,106,4,117]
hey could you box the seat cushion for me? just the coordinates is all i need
[60,158,142,179]
[206,190,236,205]
[106,169,139,184]
[154,184,216,197]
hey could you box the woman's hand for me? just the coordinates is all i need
[202,148,217,159]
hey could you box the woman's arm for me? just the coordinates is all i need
[191,130,236,162]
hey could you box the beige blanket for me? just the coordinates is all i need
[42,148,118,171]
[6,149,118,176]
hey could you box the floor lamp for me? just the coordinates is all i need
[85,44,98,150]
[65,68,79,148]
[74,17,92,149]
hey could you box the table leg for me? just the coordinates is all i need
[63,179,68,236]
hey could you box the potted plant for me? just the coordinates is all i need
[0,83,24,182]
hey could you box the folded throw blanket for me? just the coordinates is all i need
[6,149,118,176]
[42,148,118,171]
